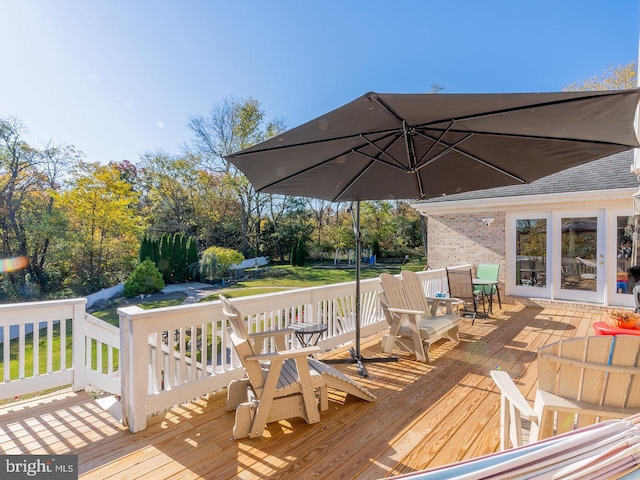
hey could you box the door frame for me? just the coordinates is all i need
[551,210,604,304]
[507,212,552,299]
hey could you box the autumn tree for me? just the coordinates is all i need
[188,97,286,257]
[0,118,80,299]
[137,151,242,250]
[138,152,202,237]
[307,198,332,248]
[55,161,144,293]
[564,61,637,91]
[261,195,312,263]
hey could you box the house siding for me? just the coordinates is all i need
[428,212,506,285]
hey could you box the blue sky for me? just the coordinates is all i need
[2,0,639,164]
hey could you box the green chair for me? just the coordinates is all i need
[474,263,501,314]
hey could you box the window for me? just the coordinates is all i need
[515,218,547,288]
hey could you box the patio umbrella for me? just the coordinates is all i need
[226,89,640,376]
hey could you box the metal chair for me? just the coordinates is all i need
[446,268,486,324]
[475,263,501,312]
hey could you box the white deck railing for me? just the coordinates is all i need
[0,267,453,432]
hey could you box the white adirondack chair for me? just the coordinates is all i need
[491,335,640,450]
[378,271,461,363]
[220,295,376,439]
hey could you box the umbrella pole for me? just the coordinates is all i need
[325,201,398,378]
[355,200,361,359]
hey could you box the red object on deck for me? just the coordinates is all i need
[592,321,640,336]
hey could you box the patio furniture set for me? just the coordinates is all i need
[219,264,501,439]
[219,262,640,475]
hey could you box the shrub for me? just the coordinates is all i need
[199,246,244,282]
[295,237,306,266]
[123,259,165,297]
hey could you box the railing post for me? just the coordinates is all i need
[119,306,148,432]
[72,300,87,391]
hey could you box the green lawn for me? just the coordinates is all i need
[199,261,423,302]
[91,295,188,326]
[236,261,423,288]
[1,321,68,382]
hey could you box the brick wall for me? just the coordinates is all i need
[427,212,506,284]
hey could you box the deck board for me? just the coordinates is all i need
[0,303,619,479]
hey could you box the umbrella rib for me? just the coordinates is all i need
[417,121,456,165]
[370,93,404,123]
[255,155,343,192]
[228,127,403,157]
[333,159,378,203]
[350,149,426,199]
[415,133,473,168]
[359,132,407,169]
[416,130,526,184]
[413,90,637,133]
[352,149,407,172]
[417,126,635,148]
[253,130,404,192]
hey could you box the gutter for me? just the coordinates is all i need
[411,187,637,216]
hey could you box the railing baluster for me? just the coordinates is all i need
[18,323,25,380]
[33,322,39,377]
[60,318,67,371]
[47,320,53,373]
[3,325,9,382]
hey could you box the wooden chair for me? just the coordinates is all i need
[491,335,640,450]
[220,295,376,439]
[379,271,461,363]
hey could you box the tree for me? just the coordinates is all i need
[307,198,332,246]
[295,237,307,266]
[0,118,81,298]
[261,195,312,263]
[186,236,198,280]
[138,152,243,251]
[55,161,144,293]
[158,233,172,283]
[171,233,189,283]
[188,97,286,256]
[139,236,154,263]
[138,152,202,238]
[564,61,636,91]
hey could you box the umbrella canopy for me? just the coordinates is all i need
[226,89,640,377]
[226,89,640,202]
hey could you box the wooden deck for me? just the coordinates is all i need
[0,302,604,479]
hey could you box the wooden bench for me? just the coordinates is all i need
[379,271,462,363]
